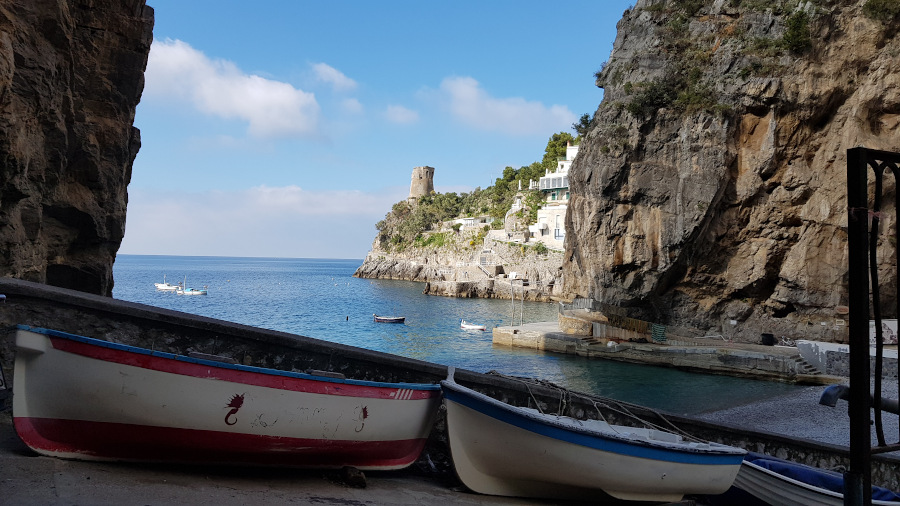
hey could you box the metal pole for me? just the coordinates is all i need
[845,147,871,506]
[510,279,515,326]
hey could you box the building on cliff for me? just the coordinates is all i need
[408,166,435,203]
[528,142,579,249]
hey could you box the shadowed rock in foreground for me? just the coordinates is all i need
[0,1,154,296]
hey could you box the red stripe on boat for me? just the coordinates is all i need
[14,417,428,470]
[48,337,437,400]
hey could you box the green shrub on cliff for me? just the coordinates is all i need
[864,0,900,22]
[782,10,812,53]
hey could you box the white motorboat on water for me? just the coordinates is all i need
[12,325,442,469]
[440,368,746,503]
[154,275,180,291]
[460,319,486,331]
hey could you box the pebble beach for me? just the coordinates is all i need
[697,379,900,454]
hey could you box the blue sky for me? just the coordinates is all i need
[120,0,634,259]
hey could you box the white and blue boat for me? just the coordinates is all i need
[440,368,746,503]
[730,452,900,505]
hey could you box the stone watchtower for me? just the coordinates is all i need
[408,166,435,203]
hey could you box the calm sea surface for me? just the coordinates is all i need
[112,255,801,415]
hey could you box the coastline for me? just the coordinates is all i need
[354,236,565,302]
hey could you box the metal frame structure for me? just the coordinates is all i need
[846,147,900,505]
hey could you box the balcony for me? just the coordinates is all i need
[538,175,568,191]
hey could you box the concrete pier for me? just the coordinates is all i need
[493,322,844,385]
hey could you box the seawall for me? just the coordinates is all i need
[492,322,841,385]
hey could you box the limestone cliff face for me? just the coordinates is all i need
[564,0,899,341]
[0,1,153,296]
[355,229,565,301]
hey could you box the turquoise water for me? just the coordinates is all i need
[112,255,801,415]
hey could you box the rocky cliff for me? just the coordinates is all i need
[0,1,153,296]
[564,0,900,342]
[355,227,565,301]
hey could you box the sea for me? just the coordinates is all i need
[112,255,802,415]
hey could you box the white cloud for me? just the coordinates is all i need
[439,76,575,136]
[312,62,358,92]
[120,186,408,258]
[341,98,364,114]
[145,39,320,138]
[384,105,419,125]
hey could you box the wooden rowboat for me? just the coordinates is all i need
[730,452,900,505]
[373,314,405,323]
[12,325,441,469]
[441,368,746,502]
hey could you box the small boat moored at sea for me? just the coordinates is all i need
[175,276,207,295]
[176,286,208,295]
[154,274,180,291]
[440,368,746,503]
[12,325,442,469]
[460,319,486,331]
[730,452,900,505]
[373,314,405,323]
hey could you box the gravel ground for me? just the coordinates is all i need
[696,379,900,452]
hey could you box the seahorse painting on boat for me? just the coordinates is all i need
[224,393,244,425]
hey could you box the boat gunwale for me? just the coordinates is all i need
[740,460,844,500]
[17,325,441,392]
[739,459,900,505]
[441,378,746,464]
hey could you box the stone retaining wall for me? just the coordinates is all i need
[826,351,898,380]
[798,340,898,379]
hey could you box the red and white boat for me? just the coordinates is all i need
[12,325,441,470]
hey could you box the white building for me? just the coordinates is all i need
[528,142,578,249]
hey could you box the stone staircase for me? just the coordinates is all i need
[580,337,604,347]
[794,356,823,376]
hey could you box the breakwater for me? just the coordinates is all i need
[0,277,898,490]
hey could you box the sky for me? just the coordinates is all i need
[119,0,635,260]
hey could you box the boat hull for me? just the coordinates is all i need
[442,380,745,502]
[373,315,404,323]
[176,288,207,295]
[733,459,900,506]
[13,327,441,470]
[460,321,485,331]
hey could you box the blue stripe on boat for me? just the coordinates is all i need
[18,325,441,391]
[442,381,745,466]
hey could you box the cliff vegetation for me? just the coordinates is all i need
[373,132,576,254]
[355,133,577,300]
